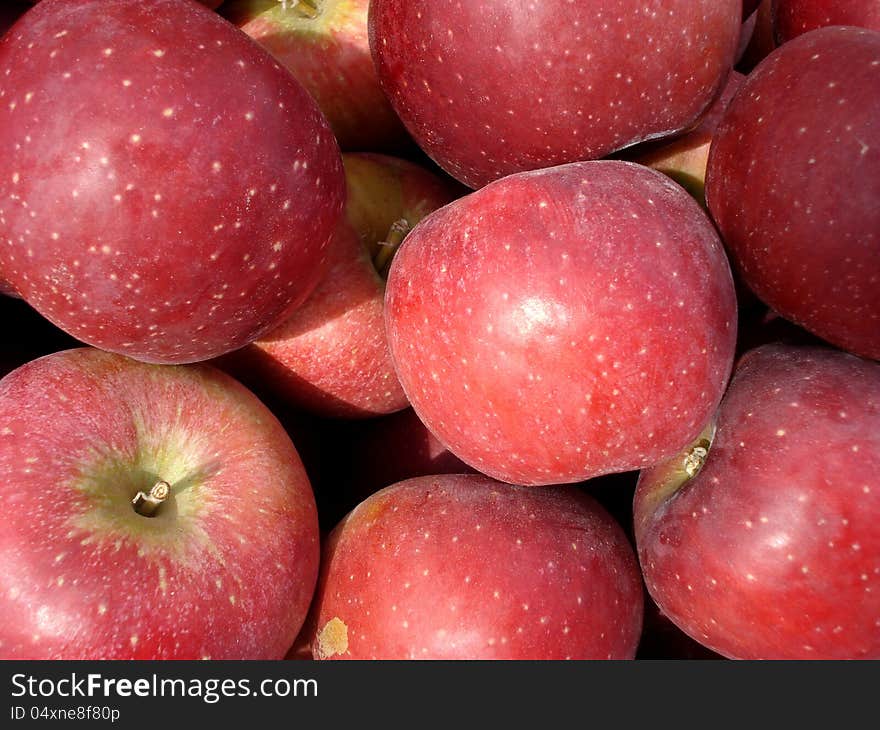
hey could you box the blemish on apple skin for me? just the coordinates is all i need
[315,617,349,659]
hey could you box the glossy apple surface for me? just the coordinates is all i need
[385,160,737,486]
[308,474,643,659]
[0,0,345,364]
[707,26,880,360]
[0,348,320,659]
[221,153,462,418]
[369,0,741,188]
[635,345,880,659]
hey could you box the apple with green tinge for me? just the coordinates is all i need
[385,160,738,486]
[369,0,742,188]
[220,152,463,419]
[308,474,643,660]
[0,0,345,365]
[223,0,408,152]
[0,348,320,659]
[706,26,880,360]
[635,345,880,659]
[773,0,880,44]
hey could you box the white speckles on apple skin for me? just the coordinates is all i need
[636,345,880,659]
[706,26,880,360]
[385,160,737,486]
[370,0,741,188]
[0,0,346,365]
[309,474,643,660]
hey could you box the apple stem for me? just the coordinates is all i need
[373,218,411,279]
[286,0,322,19]
[132,480,171,517]
[683,439,711,478]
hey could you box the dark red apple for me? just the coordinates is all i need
[220,153,462,418]
[385,160,737,486]
[0,0,345,364]
[773,0,880,44]
[369,0,741,188]
[0,348,320,659]
[308,474,643,659]
[706,26,880,360]
[223,0,409,152]
[635,344,880,659]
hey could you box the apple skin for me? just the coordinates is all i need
[0,0,345,365]
[0,348,320,660]
[773,0,880,44]
[368,0,741,189]
[635,344,880,659]
[220,153,463,419]
[706,26,880,361]
[628,71,745,206]
[223,0,408,152]
[385,160,738,486]
[307,474,643,660]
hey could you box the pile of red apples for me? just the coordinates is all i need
[0,0,877,661]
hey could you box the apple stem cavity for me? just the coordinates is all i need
[131,480,171,518]
[373,218,411,279]
[683,440,710,478]
[634,419,717,535]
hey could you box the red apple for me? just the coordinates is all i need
[628,71,745,206]
[773,0,880,44]
[385,160,738,486]
[0,348,320,659]
[635,344,880,659]
[223,0,409,152]
[220,153,463,418]
[706,26,880,360]
[308,474,643,659]
[368,0,741,189]
[0,0,345,364]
